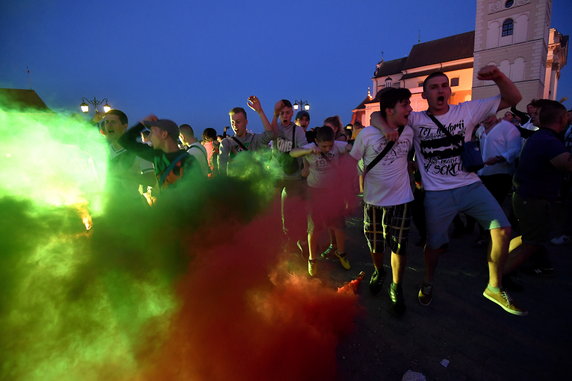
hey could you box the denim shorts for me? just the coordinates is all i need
[425,182,510,249]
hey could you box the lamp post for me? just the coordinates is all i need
[292,100,310,112]
[80,97,112,114]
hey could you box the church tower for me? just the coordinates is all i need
[472,0,559,107]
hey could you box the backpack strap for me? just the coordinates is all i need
[291,125,296,149]
[188,144,208,158]
[159,151,189,186]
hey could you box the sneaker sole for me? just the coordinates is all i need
[418,296,432,306]
[482,291,528,316]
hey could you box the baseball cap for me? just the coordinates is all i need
[143,119,179,141]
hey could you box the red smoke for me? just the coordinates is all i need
[139,169,361,380]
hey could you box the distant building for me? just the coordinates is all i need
[0,88,51,111]
[353,0,568,125]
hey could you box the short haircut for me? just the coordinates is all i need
[315,126,334,142]
[105,109,128,125]
[422,71,449,91]
[179,123,195,138]
[323,116,342,132]
[229,107,247,120]
[281,99,293,108]
[539,100,566,127]
[375,87,412,118]
[530,98,551,109]
[202,127,217,141]
[295,110,310,121]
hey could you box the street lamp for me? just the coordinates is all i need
[293,100,310,111]
[80,97,111,114]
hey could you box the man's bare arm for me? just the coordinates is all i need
[477,65,522,111]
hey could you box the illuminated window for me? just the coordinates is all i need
[451,77,460,86]
[502,19,514,37]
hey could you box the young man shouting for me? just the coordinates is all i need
[373,65,526,316]
[350,87,414,315]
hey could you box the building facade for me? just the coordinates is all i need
[353,0,568,125]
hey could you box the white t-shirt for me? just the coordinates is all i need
[302,141,348,188]
[186,142,209,176]
[408,95,501,191]
[350,125,414,207]
[273,122,308,179]
[476,119,521,176]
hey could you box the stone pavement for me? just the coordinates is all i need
[309,213,572,381]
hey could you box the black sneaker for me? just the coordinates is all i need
[418,282,433,306]
[388,282,406,315]
[369,268,386,295]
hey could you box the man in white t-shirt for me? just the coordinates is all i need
[373,66,527,316]
[475,114,521,204]
[218,96,275,175]
[272,99,309,246]
[350,87,414,315]
[179,124,209,177]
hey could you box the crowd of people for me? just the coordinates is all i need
[98,64,572,318]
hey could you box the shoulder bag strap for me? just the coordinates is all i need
[231,136,249,151]
[426,111,461,147]
[365,126,404,174]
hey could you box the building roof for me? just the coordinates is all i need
[373,57,408,77]
[404,31,475,70]
[0,88,50,111]
[373,31,475,78]
[400,62,474,80]
[353,94,375,110]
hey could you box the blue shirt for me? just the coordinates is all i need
[513,129,566,200]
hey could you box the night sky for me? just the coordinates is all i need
[1,0,571,133]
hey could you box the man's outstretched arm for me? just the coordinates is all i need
[477,65,522,111]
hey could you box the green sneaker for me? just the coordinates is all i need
[418,282,433,306]
[320,244,336,258]
[369,268,386,295]
[335,251,351,270]
[483,287,527,316]
[388,282,406,315]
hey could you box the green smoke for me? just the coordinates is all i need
[0,104,284,380]
[0,108,108,215]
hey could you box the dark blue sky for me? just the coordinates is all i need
[1,0,571,133]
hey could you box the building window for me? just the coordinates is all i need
[450,77,460,87]
[502,19,514,37]
[385,77,392,88]
[505,0,514,8]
